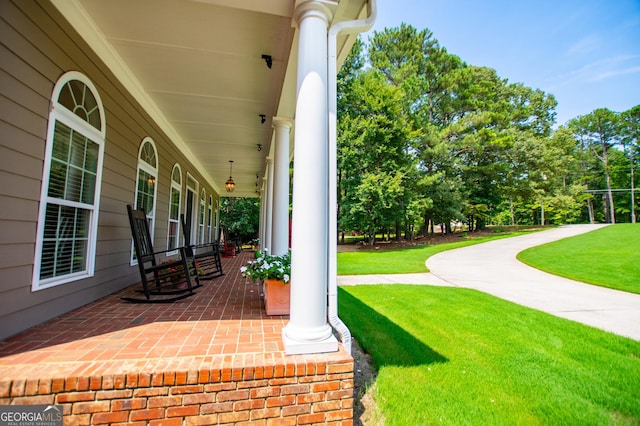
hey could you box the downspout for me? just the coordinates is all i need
[327,0,376,354]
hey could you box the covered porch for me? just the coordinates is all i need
[0,0,375,422]
[0,251,354,424]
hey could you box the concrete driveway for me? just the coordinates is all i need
[339,224,640,341]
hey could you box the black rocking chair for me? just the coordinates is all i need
[180,214,224,279]
[124,205,201,303]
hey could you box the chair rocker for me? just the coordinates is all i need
[124,205,201,303]
[180,214,224,279]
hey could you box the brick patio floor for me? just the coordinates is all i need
[0,250,354,424]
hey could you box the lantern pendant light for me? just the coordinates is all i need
[225,160,235,193]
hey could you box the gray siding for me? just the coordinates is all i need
[0,0,220,340]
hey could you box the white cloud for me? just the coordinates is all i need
[546,55,640,89]
[592,65,640,81]
[567,34,601,55]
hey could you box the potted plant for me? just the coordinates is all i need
[241,249,290,315]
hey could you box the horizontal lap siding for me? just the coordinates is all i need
[0,0,219,340]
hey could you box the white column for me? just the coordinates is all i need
[283,0,338,355]
[258,189,265,250]
[271,117,293,256]
[265,158,274,252]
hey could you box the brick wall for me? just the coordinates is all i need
[0,354,354,425]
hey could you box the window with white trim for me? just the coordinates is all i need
[184,174,197,245]
[33,72,106,290]
[214,199,219,242]
[131,138,158,264]
[198,189,206,244]
[167,164,182,253]
[207,195,213,243]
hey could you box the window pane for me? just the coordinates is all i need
[141,142,157,168]
[84,91,101,130]
[48,123,99,204]
[66,166,83,202]
[69,80,84,108]
[72,239,87,272]
[136,169,155,215]
[40,240,56,279]
[48,160,67,199]
[85,141,99,173]
[70,132,86,169]
[52,123,71,161]
[57,84,74,112]
[168,221,178,250]
[40,203,89,279]
[170,188,180,220]
[82,171,96,204]
[172,166,181,184]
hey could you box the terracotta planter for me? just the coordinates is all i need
[264,279,290,315]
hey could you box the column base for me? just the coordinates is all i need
[282,329,339,355]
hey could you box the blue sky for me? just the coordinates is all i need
[363,0,640,127]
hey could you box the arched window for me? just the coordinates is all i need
[207,195,213,243]
[167,164,182,253]
[33,71,106,290]
[131,137,158,264]
[184,174,198,245]
[198,189,206,244]
[214,199,220,242]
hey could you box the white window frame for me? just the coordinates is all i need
[207,195,213,243]
[130,137,158,265]
[184,174,198,245]
[32,71,106,291]
[167,164,182,255]
[198,189,206,244]
[214,199,220,242]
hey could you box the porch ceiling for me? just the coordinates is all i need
[51,0,367,198]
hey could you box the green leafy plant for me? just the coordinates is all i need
[241,249,290,283]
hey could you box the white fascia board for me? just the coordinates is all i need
[190,0,294,18]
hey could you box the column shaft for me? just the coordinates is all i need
[283,0,338,354]
[271,118,293,256]
[265,159,274,251]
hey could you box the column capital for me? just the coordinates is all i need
[293,0,336,26]
[272,116,294,130]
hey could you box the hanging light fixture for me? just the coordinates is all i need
[225,160,235,193]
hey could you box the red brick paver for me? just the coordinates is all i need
[0,252,287,378]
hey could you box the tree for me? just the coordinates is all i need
[569,109,620,223]
[620,105,639,223]
[219,197,260,243]
[338,68,415,244]
[337,23,631,236]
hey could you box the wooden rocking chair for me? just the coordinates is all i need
[180,214,224,279]
[124,205,201,303]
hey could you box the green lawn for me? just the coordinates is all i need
[338,231,534,275]
[517,224,640,294]
[340,285,640,425]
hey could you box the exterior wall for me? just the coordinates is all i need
[0,0,220,340]
[0,354,354,426]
